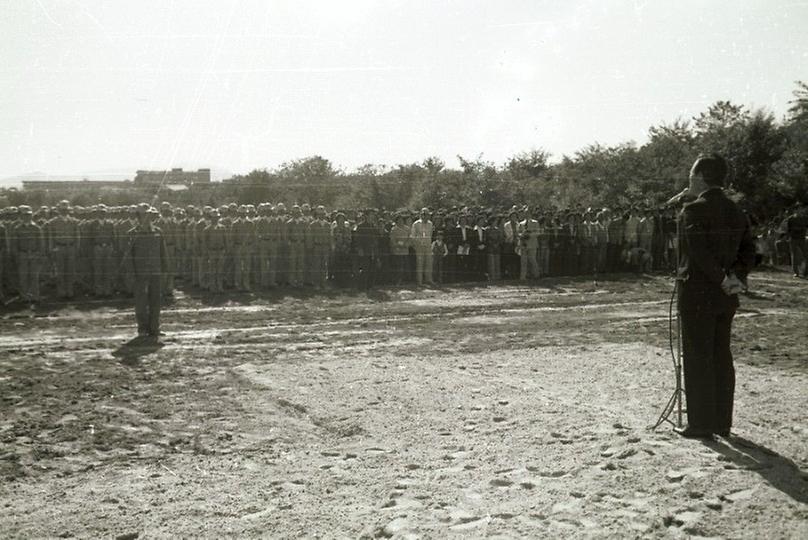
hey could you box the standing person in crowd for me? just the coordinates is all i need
[353,209,381,289]
[272,204,289,286]
[193,207,210,289]
[431,230,448,284]
[285,205,307,288]
[155,202,178,297]
[172,207,188,283]
[558,212,573,275]
[125,205,168,341]
[547,215,563,276]
[218,206,231,289]
[13,206,44,303]
[781,203,807,278]
[203,209,227,293]
[486,214,503,281]
[308,206,331,289]
[518,209,540,280]
[502,210,520,279]
[676,154,756,438]
[119,205,139,296]
[403,211,416,283]
[46,200,80,300]
[92,205,117,297]
[536,214,551,278]
[661,207,678,271]
[255,203,276,289]
[410,208,434,287]
[390,213,411,285]
[455,214,472,281]
[472,214,488,280]
[443,214,459,281]
[331,212,353,287]
[581,210,596,275]
[76,207,93,294]
[231,205,254,292]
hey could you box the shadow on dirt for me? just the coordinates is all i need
[704,436,808,504]
[112,337,164,366]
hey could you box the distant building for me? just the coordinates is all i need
[21,168,212,193]
[22,179,133,191]
[134,168,211,186]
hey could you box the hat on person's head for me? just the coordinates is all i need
[19,205,33,215]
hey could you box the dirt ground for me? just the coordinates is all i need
[0,269,806,539]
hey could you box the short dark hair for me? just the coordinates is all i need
[692,154,728,187]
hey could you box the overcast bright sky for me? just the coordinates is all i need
[2,0,807,179]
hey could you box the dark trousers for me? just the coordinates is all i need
[353,255,376,289]
[680,307,736,431]
[392,254,409,284]
[332,252,351,287]
[134,274,162,336]
[433,256,444,284]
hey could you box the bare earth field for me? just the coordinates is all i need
[0,270,806,539]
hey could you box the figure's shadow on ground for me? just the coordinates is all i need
[112,337,164,366]
[703,436,808,504]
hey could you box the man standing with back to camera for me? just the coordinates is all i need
[676,154,756,438]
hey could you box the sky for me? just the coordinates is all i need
[1,0,807,180]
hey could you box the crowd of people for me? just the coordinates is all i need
[0,199,805,305]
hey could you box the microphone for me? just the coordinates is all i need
[665,188,694,207]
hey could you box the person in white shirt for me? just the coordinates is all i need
[389,214,411,285]
[410,208,434,286]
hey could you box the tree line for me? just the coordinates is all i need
[4,82,807,224]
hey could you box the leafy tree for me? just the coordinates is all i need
[275,156,341,205]
[772,81,808,205]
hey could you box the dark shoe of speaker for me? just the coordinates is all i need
[675,426,714,439]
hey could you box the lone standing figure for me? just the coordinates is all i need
[126,204,168,341]
[676,154,756,438]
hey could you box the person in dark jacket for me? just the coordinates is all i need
[675,154,756,438]
[352,210,381,289]
[126,204,168,341]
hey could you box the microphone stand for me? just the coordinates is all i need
[651,204,686,431]
[651,279,684,430]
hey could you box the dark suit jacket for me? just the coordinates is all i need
[677,188,756,313]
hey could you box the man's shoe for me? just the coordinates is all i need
[714,428,731,437]
[675,426,713,439]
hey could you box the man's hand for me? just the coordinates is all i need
[721,274,744,296]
